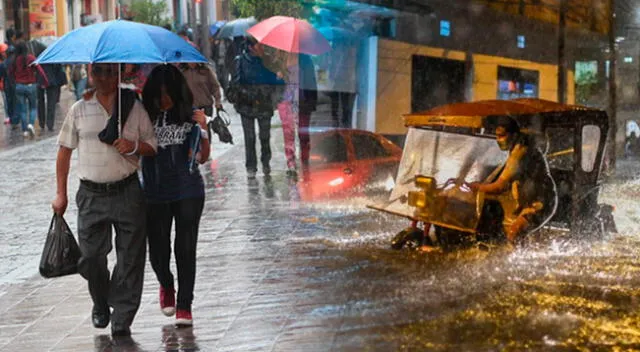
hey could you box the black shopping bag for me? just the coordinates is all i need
[208,108,234,145]
[39,214,82,278]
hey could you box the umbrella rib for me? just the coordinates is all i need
[292,19,299,54]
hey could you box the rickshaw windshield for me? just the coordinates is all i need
[374,128,507,219]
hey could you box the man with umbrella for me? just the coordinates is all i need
[52,63,157,337]
[44,20,206,337]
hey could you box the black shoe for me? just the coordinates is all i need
[263,165,271,176]
[92,305,110,329]
[111,327,131,337]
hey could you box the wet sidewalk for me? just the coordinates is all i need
[0,100,402,352]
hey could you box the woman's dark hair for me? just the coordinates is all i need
[142,64,193,124]
[14,42,28,70]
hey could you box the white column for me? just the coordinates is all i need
[0,0,5,44]
[92,0,99,16]
[108,0,116,20]
[209,0,216,21]
[358,36,378,132]
[73,0,82,28]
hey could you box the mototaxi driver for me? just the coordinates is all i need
[469,117,557,244]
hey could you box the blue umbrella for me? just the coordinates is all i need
[215,17,257,39]
[35,19,207,64]
[210,21,226,36]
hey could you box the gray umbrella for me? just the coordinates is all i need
[215,17,257,39]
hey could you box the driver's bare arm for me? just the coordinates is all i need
[475,144,527,194]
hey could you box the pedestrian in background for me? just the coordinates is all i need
[275,53,318,177]
[52,63,157,337]
[178,29,198,49]
[179,62,223,117]
[0,43,11,125]
[212,39,229,93]
[3,31,17,128]
[141,64,210,326]
[69,64,88,101]
[36,63,67,132]
[9,42,37,137]
[326,44,357,128]
[228,38,283,179]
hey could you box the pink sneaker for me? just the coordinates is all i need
[160,286,175,316]
[176,309,192,326]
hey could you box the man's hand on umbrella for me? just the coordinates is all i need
[114,138,136,154]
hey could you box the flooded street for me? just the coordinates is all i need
[268,166,640,351]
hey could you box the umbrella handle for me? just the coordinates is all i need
[118,65,121,139]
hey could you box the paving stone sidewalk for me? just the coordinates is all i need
[0,101,404,352]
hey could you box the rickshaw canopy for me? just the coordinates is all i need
[404,99,599,129]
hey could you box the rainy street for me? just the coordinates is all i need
[1,90,640,351]
[3,0,640,351]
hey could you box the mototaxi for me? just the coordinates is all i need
[368,98,617,250]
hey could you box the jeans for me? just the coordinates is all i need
[147,197,205,310]
[241,114,272,172]
[5,83,16,124]
[15,83,37,132]
[37,86,61,131]
[73,78,87,101]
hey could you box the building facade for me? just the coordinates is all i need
[317,0,612,140]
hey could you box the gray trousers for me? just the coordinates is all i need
[76,178,146,332]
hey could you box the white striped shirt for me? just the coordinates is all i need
[57,94,157,183]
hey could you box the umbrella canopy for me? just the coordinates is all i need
[210,21,227,36]
[215,17,257,39]
[35,19,207,64]
[247,16,331,55]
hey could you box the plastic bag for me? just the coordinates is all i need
[208,108,234,145]
[39,214,82,278]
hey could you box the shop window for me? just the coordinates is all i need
[440,20,450,37]
[581,125,600,172]
[497,66,539,100]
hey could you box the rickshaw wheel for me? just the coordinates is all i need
[391,227,425,250]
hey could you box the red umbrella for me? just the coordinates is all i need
[247,16,331,55]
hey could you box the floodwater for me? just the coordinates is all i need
[281,162,640,351]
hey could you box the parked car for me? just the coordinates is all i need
[298,128,402,201]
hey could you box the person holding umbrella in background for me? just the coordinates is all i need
[228,37,283,179]
[246,16,328,177]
